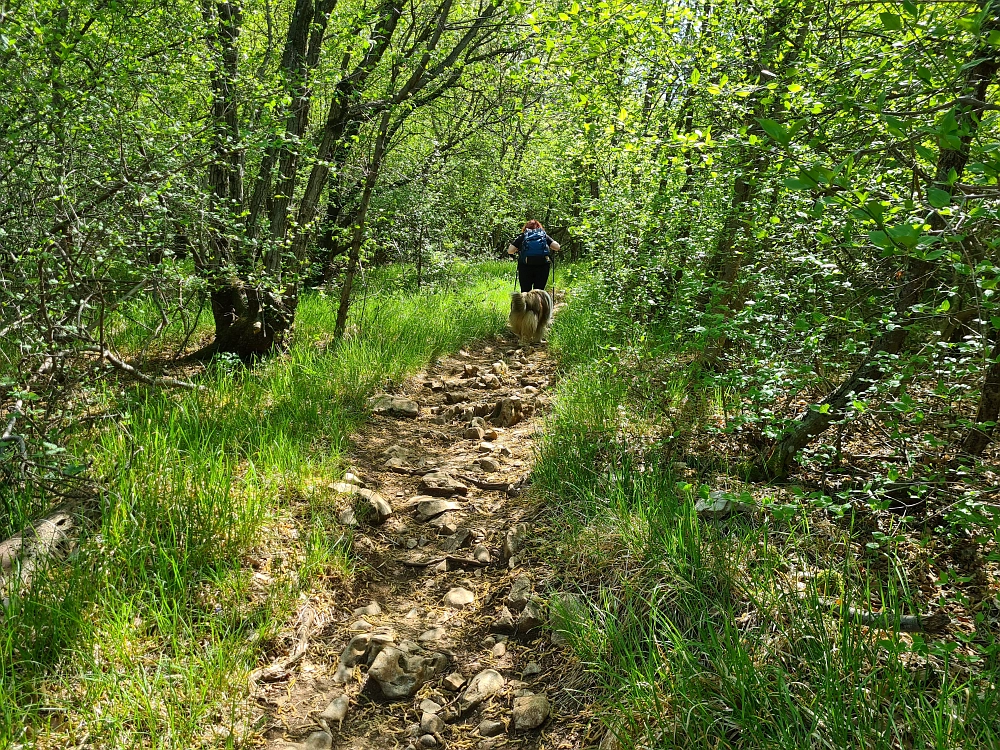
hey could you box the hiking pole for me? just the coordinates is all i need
[550,252,557,301]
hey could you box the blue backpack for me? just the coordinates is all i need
[520,228,549,263]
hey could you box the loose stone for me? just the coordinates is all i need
[443,587,475,608]
[319,694,349,723]
[421,713,445,735]
[478,719,505,737]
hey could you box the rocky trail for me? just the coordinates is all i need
[253,328,596,750]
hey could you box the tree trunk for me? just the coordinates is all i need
[335,110,392,339]
[959,331,1000,458]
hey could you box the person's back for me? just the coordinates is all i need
[507,220,560,293]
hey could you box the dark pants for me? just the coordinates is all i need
[518,261,550,293]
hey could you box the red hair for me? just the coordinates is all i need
[523,220,543,231]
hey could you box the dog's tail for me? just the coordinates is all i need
[510,291,526,314]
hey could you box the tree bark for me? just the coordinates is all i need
[335,110,392,339]
[959,331,1000,458]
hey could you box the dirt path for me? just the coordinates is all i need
[253,329,596,750]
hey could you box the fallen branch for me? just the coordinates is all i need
[811,595,950,633]
[249,605,319,686]
[0,399,28,472]
[87,346,205,391]
[397,554,488,569]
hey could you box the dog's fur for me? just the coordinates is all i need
[508,289,553,343]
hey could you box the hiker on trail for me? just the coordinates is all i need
[507,220,560,293]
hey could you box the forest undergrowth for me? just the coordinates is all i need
[535,268,1000,749]
[0,262,511,749]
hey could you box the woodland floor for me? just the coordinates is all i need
[248,316,597,749]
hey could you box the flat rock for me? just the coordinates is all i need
[459,668,505,712]
[478,441,495,453]
[443,672,466,691]
[354,601,382,617]
[419,734,438,748]
[443,587,475,608]
[696,490,756,519]
[473,544,491,564]
[549,592,588,644]
[512,694,550,731]
[464,425,485,440]
[418,471,468,497]
[441,527,471,552]
[445,391,469,405]
[522,661,541,677]
[415,497,462,522]
[418,627,446,642]
[479,719,505,737]
[372,394,420,419]
[354,488,393,525]
[420,698,442,713]
[490,397,523,428]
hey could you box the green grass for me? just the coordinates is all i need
[0,262,511,749]
[536,275,1000,750]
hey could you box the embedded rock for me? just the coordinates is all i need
[516,598,545,634]
[372,395,420,419]
[415,497,462,522]
[366,646,448,701]
[502,523,529,560]
[443,587,475,608]
[333,634,372,683]
[512,694,550,731]
[319,694,350,724]
[506,575,532,612]
[459,669,505,712]
[418,472,468,497]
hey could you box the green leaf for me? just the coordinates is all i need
[880,12,902,30]
[690,68,700,86]
[784,177,815,190]
[902,0,918,17]
[928,187,952,208]
[869,230,890,249]
[991,316,1000,330]
[757,118,789,146]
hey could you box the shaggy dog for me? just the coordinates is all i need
[508,289,553,343]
